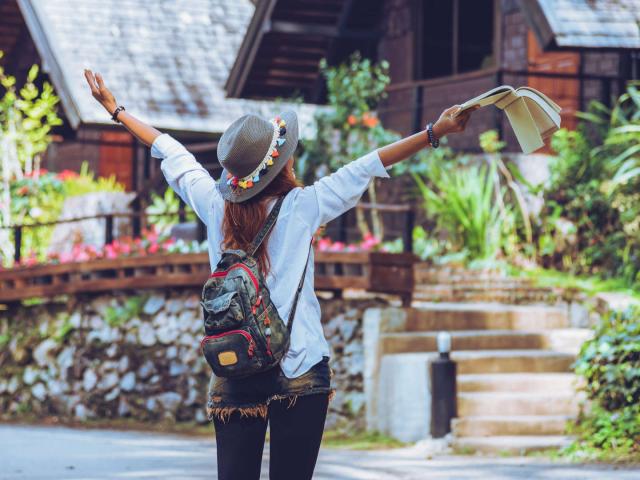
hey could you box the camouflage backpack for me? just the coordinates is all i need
[200,197,310,378]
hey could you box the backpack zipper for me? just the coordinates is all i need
[200,329,256,358]
[209,264,259,292]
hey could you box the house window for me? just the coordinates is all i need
[419,0,495,79]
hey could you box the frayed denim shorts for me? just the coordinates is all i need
[207,356,334,422]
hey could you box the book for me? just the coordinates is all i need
[457,85,562,154]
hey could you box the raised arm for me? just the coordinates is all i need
[378,105,475,167]
[84,69,161,146]
[84,70,220,225]
[294,105,476,231]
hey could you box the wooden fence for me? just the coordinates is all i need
[0,251,415,305]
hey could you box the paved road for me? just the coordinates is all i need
[1,425,639,479]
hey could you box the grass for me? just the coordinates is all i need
[510,266,640,301]
[321,430,407,450]
[4,417,406,450]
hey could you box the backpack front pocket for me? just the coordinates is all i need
[201,291,244,334]
[200,329,263,378]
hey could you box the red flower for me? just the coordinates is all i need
[362,112,379,128]
[57,169,79,181]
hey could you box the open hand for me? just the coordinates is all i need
[433,105,478,137]
[84,69,117,115]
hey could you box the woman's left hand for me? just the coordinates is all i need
[433,105,478,138]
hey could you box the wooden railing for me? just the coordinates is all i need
[7,202,415,263]
[0,251,415,306]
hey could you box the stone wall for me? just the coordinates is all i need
[0,289,387,430]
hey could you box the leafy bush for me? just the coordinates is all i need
[568,306,640,460]
[300,52,400,239]
[5,164,124,266]
[538,84,640,288]
[146,187,195,235]
[413,157,511,261]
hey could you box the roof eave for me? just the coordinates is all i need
[17,0,83,130]
[225,0,278,98]
[518,0,556,50]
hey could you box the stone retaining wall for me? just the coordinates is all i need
[0,290,387,430]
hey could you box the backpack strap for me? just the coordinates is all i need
[248,196,285,257]
[287,241,312,332]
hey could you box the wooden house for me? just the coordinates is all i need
[0,0,315,199]
[225,0,640,153]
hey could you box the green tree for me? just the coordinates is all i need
[0,52,62,260]
[300,53,399,239]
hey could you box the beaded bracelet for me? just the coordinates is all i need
[426,122,439,148]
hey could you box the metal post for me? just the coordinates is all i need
[132,197,142,237]
[403,208,415,254]
[197,218,207,242]
[178,200,186,223]
[14,226,22,264]
[430,332,457,438]
[105,215,114,245]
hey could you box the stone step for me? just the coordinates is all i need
[457,373,581,393]
[403,303,569,331]
[452,435,573,455]
[451,349,575,374]
[381,330,589,355]
[457,392,582,416]
[452,415,571,437]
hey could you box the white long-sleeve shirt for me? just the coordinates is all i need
[152,134,390,378]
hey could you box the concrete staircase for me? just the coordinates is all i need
[378,303,590,454]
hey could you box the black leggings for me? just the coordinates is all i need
[213,393,329,480]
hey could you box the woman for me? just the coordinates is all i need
[84,69,474,479]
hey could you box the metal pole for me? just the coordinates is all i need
[105,215,114,245]
[197,219,207,242]
[13,226,22,264]
[430,332,457,438]
[403,208,415,254]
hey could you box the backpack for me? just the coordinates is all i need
[199,197,310,378]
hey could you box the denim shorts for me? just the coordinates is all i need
[207,356,334,421]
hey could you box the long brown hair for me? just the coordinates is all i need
[222,161,301,275]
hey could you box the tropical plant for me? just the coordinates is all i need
[412,155,514,261]
[537,82,640,288]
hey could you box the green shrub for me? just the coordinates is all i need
[568,306,640,460]
[538,83,640,288]
[412,155,516,261]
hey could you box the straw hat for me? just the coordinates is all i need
[216,111,299,203]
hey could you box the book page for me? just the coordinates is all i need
[458,86,515,113]
[502,97,545,154]
[517,89,561,127]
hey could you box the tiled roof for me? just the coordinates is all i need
[527,0,640,49]
[17,0,317,135]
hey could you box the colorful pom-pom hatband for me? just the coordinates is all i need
[226,116,286,190]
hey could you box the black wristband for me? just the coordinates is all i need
[426,122,439,148]
[111,106,125,123]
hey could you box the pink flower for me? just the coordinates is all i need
[329,241,345,252]
[59,251,73,263]
[148,243,159,254]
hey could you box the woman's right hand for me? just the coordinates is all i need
[84,69,117,115]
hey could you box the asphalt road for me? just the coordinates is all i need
[1,425,639,480]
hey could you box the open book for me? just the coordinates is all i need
[457,86,561,154]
